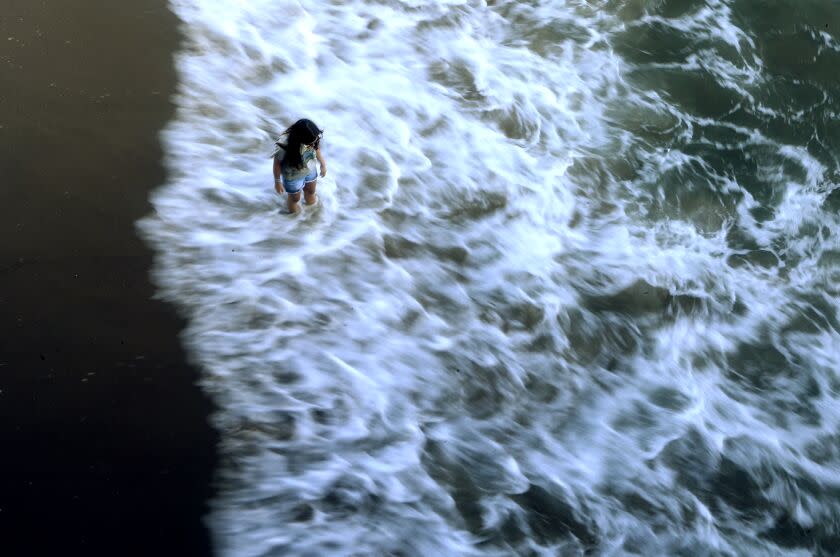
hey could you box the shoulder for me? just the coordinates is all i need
[272,143,286,160]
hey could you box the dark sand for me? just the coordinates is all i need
[1,2,218,555]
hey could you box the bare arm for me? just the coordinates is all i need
[316,148,327,177]
[273,157,283,193]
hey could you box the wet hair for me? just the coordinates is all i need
[277,118,322,169]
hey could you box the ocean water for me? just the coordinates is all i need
[137,1,840,555]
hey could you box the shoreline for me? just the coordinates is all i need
[0,2,218,555]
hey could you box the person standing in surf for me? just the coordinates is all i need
[273,118,327,214]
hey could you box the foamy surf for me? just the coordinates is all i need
[139,0,840,555]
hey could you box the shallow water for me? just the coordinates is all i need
[138,1,840,555]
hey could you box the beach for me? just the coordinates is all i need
[5,0,839,555]
[0,2,217,555]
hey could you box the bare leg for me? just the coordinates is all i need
[287,191,302,214]
[303,180,318,205]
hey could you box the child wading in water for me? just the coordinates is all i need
[273,119,327,214]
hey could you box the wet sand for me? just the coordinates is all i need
[0,2,218,555]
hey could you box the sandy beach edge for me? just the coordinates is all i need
[1,2,218,555]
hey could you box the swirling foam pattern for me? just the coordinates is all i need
[138,1,840,555]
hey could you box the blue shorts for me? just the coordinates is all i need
[281,169,318,194]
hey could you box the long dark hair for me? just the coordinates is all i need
[278,118,322,169]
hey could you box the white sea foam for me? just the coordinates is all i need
[139,0,840,555]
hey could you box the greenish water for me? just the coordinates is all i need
[141,1,840,555]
